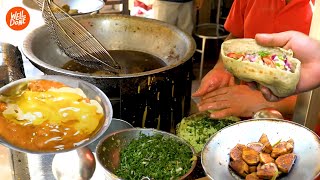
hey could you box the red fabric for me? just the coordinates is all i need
[224,0,314,38]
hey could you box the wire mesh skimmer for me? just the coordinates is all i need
[35,0,121,74]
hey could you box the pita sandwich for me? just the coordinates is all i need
[221,38,301,97]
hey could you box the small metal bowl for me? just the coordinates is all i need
[96,128,197,180]
[0,75,113,154]
[201,118,320,180]
[87,118,133,152]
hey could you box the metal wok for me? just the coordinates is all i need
[22,14,196,131]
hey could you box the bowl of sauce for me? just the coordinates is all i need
[0,75,112,154]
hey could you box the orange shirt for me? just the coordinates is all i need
[224,0,314,38]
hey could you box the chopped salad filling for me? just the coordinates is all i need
[226,51,293,72]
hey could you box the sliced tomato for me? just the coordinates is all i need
[226,52,244,59]
[262,56,276,68]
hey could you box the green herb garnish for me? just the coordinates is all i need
[176,111,239,153]
[257,50,270,57]
[115,133,194,180]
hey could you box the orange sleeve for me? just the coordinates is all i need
[224,0,247,38]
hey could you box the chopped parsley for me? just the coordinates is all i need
[176,111,239,153]
[115,133,194,180]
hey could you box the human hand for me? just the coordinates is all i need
[192,67,234,97]
[197,85,268,118]
[255,31,320,101]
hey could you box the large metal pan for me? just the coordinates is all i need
[201,118,320,180]
[22,14,195,78]
[22,14,196,132]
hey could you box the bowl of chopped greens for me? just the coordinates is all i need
[96,128,198,180]
[176,111,240,154]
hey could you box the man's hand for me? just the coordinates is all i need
[197,85,269,118]
[255,31,320,101]
[192,67,234,97]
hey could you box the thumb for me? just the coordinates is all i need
[255,31,296,47]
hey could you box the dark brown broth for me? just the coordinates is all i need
[62,50,167,74]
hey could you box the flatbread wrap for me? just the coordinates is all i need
[221,38,301,97]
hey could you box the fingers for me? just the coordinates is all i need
[220,75,231,88]
[209,108,235,119]
[192,78,220,97]
[201,87,229,100]
[260,86,282,102]
[255,31,297,48]
[193,68,232,97]
[192,83,210,97]
[246,82,258,90]
[197,100,230,112]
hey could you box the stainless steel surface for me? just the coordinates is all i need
[201,119,320,180]
[87,118,133,152]
[96,128,197,180]
[52,147,96,180]
[36,0,120,73]
[0,75,113,154]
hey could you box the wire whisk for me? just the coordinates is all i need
[35,0,121,74]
